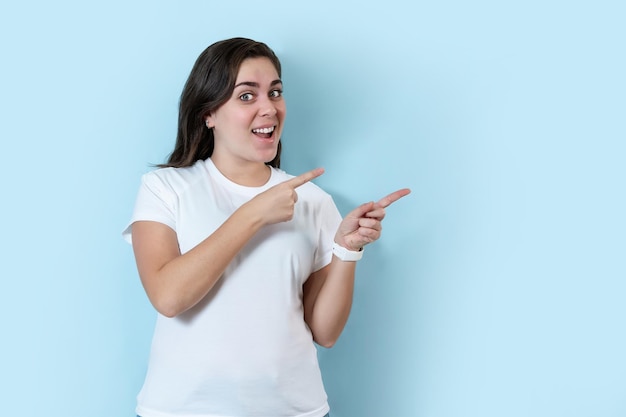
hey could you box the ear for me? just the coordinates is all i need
[205,114,215,128]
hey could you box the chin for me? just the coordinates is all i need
[263,153,278,164]
[260,146,279,164]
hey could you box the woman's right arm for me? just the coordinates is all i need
[132,203,264,318]
[131,167,324,318]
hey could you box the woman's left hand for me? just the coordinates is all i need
[334,188,411,251]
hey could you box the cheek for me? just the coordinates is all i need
[277,104,287,119]
[218,113,249,133]
[241,109,259,126]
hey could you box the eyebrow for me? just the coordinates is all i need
[234,79,283,89]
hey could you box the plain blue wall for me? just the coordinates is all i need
[1,1,624,416]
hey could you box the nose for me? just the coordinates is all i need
[258,97,277,118]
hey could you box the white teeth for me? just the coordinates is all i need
[252,126,275,134]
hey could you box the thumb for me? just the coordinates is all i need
[348,201,376,219]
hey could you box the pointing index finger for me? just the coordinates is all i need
[286,167,325,188]
[376,188,411,208]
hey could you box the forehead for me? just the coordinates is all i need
[235,57,280,83]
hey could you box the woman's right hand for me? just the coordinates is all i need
[245,167,325,225]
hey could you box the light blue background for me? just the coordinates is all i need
[1,1,624,416]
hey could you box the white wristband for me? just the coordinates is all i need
[332,242,364,261]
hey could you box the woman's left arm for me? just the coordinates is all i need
[303,188,411,347]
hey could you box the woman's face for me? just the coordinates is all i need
[207,57,286,169]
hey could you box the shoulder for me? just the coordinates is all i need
[142,160,207,193]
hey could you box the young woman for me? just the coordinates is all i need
[124,37,409,417]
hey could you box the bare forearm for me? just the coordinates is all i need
[307,258,356,347]
[138,203,263,317]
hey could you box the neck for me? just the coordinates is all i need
[210,157,271,187]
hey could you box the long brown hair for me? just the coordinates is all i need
[160,38,282,168]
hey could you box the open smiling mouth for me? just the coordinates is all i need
[252,126,275,139]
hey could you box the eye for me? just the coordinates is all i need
[269,89,283,99]
[239,93,254,102]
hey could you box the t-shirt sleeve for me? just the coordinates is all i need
[313,193,343,271]
[122,172,177,244]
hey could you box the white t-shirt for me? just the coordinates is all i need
[123,158,342,417]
